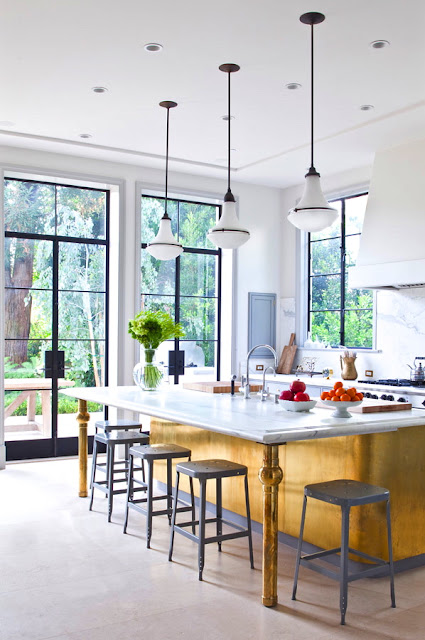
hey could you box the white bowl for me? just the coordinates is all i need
[321,399,362,418]
[279,399,317,412]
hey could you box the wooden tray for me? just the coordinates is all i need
[183,381,262,394]
[319,398,412,413]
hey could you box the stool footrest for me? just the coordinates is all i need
[300,548,392,583]
[128,502,192,518]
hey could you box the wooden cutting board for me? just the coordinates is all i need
[320,399,412,413]
[183,381,263,394]
[277,333,297,374]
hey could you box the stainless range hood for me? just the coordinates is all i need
[349,138,425,290]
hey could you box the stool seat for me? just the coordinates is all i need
[176,459,247,480]
[96,431,149,446]
[95,419,143,432]
[305,479,390,506]
[130,443,191,461]
[293,478,395,625]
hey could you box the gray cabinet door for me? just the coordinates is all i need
[248,292,276,358]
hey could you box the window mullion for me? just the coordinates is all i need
[340,199,346,346]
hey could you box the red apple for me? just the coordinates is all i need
[279,389,295,401]
[294,392,310,402]
[290,379,306,394]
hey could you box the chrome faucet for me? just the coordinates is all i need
[261,365,276,401]
[242,344,278,399]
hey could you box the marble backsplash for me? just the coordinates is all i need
[279,289,425,381]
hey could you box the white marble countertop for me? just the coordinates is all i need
[61,385,425,445]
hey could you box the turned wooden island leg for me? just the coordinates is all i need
[77,399,90,497]
[259,444,283,607]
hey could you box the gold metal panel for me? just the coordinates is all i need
[150,418,425,562]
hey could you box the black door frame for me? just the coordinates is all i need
[4,177,110,461]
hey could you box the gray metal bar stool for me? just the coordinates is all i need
[90,430,149,522]
[124,443,195,549]
[292,479,396,625]
[93,419,146,482]
[168,459,254,581]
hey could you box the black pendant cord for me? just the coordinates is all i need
[164,106,170,218]
[227,70,231,194]
[310,23,315,172]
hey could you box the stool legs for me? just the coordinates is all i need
[216,478,222,551]
[386,499,396,608]
[340,506,350,625]
[89,438,98,510]
[245,475,255,569]
[167,458,173,524]
[292,494,307,600]
[107,445,114,522]
[146,460,154,548]
[198,479,207,580]
[123,454,134,534]
[168,471,180,561]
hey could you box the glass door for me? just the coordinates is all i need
[4,178,109,460]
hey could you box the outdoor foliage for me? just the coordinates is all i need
[4,179,107,400]
[309,195,373,348]
[141,196,219,367]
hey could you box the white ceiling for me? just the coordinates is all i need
[1,0,425,188]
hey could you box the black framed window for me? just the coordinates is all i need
[141,195,221,382]
[308,193,373,348]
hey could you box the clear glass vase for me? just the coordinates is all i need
[133,348,164,391]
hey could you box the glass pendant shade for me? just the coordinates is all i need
[288,171,338,232]
[147,215,183,260]
[207,197,250,249]
[146,100,182,261]
[288,12,337,234]
[208,63,250,250]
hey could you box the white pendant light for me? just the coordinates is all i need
[147,101,183,260]
[207,64,250,249]
[288,13,338,233]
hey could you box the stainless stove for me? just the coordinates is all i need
[357,379,425,409]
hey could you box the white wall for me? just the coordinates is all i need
[0,145,282,459]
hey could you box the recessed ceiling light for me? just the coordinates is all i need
[79,133,92,139]
[286,82,302,90]
[92,86,108,94]
[221,115,235,121]
[360,104,374,111]
[370,40,390,49]
[144,43,163,52]
[0,120,16,127]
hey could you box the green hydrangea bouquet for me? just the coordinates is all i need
[128,309,184,390]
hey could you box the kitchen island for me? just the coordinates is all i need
[62,385,425,607]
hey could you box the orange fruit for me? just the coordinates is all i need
[334,381,343,390]
[328,389,336,398]
[340,394,351,402]
[346,388,357,398]
[356,392,363,400]
[352,394,360,401]
[321,391,330,400]
[335,387,346,397]
[332,396,340,401]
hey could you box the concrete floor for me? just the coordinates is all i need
[1,457,425,639]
